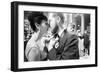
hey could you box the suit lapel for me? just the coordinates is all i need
[59,31,68,46]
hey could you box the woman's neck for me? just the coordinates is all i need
[36,30,43,42]
[58,25,64,34]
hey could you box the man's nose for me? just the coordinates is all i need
[46,22,50,28]
[48,23,50,28]
[48,20,51,27]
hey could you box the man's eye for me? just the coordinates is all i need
[45,23,48,25]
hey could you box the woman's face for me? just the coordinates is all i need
[39,20,49,35]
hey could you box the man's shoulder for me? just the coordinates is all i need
[64,32,78,45]
[71,34,78,39]
[65,32,78,39]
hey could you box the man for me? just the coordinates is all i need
[47,13,79,60]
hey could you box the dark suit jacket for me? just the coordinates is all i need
[48,31,79,60]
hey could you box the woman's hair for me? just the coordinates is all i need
[28,12,47,32]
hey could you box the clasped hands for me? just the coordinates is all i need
[41,35,59,51]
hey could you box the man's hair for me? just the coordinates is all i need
[53,13,64,24]
[28,12,47,32]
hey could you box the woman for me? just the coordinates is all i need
[25,12,49,61]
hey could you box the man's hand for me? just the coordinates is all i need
[47,37,59,51]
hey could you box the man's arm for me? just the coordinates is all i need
[48,47,62,60]
[48,35,79,60]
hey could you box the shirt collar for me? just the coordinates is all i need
[58,28,65,37]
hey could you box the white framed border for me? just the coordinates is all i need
[18,4,96,69]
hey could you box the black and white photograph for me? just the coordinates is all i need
[11,1,97,71]
[24,11,91,61]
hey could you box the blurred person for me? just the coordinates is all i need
[67,23,76,34]
[77,30,84,57]
[83,26,90,55]
[24,19,30,41]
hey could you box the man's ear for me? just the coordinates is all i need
[35,23,40,29]
[56,16,61,24]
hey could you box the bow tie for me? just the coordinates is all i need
[54,33,60,39]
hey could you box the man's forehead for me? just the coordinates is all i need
[48,13,55,18]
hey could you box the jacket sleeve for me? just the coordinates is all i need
[48,47,61,60]
[48,35,79,60]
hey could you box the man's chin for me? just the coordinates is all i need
[52,25,59,35]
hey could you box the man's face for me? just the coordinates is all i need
[68,24,73,31]
[48,13,57,31]
[67,24,75,34]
